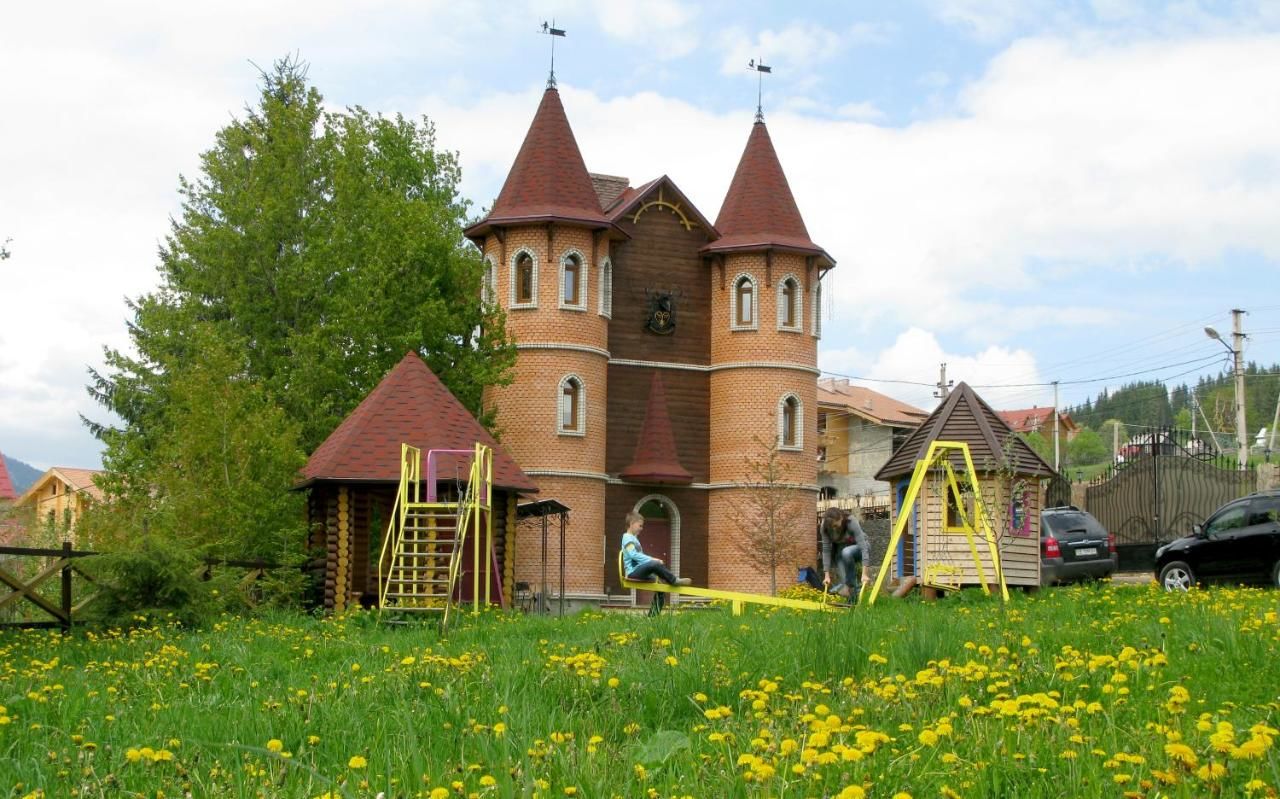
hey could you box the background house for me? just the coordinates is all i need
[0,452,21,546]
[12,467,104,546]
[997,407,1078,441]
[817,378,928,510]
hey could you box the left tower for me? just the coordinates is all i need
[465,86,620,598]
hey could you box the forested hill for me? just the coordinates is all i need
[1067,364,1280,434]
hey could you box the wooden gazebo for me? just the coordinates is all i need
[296,353,538,612]
[875,382,1054,591]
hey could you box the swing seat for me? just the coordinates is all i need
[922,564,962,592]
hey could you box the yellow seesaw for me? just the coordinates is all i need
[617,552,844,615]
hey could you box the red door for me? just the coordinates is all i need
[634,518,671,607]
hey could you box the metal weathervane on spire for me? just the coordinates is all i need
[541,20,566,89]
[747,58,772,122]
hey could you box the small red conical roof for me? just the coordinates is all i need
[703,120,833,265]
[465,87,611,239]
[0,453,16,500]
[619,373,693,484]
[299,352,537,492]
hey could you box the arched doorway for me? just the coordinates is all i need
[631,494,681,607]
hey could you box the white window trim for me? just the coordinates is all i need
[598,256,613,318]
[482,255,497,306]
[557,373,586,437]
[510,248,539,309]
[778,393,803,451]
[811,281,822,338]
[775,273,803,332]
[559,248,588,311]
[730,272,758,331]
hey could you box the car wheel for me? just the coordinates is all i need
[1159,561,1195,592]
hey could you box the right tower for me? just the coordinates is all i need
[703,117,836,593]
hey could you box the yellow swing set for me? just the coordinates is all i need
[865,440,1010,605]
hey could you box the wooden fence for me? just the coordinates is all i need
[0,545,290,632]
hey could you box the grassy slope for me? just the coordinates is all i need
[1,583,1277,798]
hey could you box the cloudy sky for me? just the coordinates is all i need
[3,0,1280,469]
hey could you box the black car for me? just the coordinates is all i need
[1041,506,1118,585]
[1155,490,1280,590]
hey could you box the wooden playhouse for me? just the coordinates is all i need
[873,382,1055,593]
[296,352,538,613]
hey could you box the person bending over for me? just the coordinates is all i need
[621,511,690,614]
[820,507,872,599]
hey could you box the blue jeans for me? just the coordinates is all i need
[628,560,678,613]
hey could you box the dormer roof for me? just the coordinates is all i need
[703,120,833,267]
[465,88,618,242]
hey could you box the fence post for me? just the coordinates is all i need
[61,541,73,633]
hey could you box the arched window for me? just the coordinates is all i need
[560,250,586,309]
[812,282,822,338]
[482,256,496,305]
[598,257,613,318]
[779,394,802,450]
[777,274,801,331]
[511,250,537,308]
[558,375,585,435]
[732,274,757,330]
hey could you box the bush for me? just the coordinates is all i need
[90,535,215,627]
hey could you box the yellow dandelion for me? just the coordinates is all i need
[348,754,368,769]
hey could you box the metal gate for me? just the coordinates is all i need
[1045,472,1073,508]
[1084,431,1254,571]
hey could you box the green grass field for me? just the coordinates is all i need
[2,583,1278,798]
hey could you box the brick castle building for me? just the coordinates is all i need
[465,85,834,602]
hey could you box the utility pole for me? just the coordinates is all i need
[1112,420,1120,462]
[1053,380,1060,472]
[934,363,953,401]
[1232,309,1248,470]
[1190,392,1196,439]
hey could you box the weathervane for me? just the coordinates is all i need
[747,58,772,122]
[541,20,566,89]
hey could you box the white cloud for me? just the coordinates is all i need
[590,0,699,59]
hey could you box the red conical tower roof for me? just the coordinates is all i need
[465,87,613,240]
[703,120,833,266]
[299,352,537,492]
[619,373,693,484]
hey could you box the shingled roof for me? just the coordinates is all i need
[0,453,16,501]
[703,120,834,267]
[875,382,1055,480]
[298,352,537,493]
[619,373,693,484]
[464,87,615,241]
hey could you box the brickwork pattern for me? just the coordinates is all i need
[709,368,817,485]
[512,475,606,595]
[708,486,817,594]
[710,252,818,365]
[484,226,611,347]
[485,348,607,473]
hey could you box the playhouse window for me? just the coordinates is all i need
[1010,482,1031,536]
[944,489,973,531]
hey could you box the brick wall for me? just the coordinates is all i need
[708,486,817,593]
[512,475,606,596]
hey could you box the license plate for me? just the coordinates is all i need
[1075,547,1098,557]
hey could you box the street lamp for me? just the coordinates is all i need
[1205,314,1248,470]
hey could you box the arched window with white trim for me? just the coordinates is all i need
[779,393,803,450]
[731,273,757,331]
[777,274,802,331]
[560,250,587,310]
[598,256,613,318]
[811,281,822,338]
[511,249,538,308]
[558,374,586,436]
[482,256,497,306]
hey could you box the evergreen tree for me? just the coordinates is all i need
[84,57,514,562]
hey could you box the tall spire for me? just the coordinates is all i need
[619,373,692,484]
[464,86,610,240]
[702,120,833,266]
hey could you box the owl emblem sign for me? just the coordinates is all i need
[645,289,679,335]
